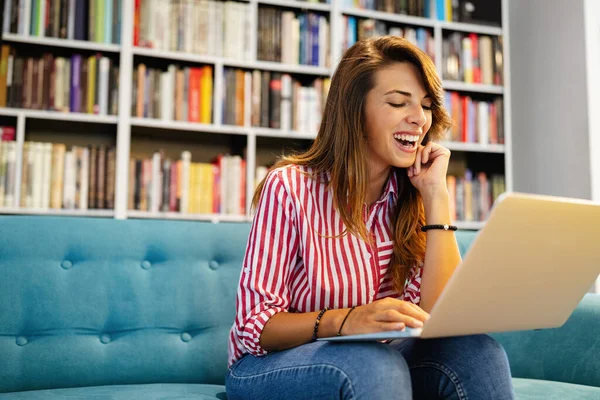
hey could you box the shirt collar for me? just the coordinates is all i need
[377,168,399,204]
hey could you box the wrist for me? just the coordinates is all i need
[420,184,449,203]
[422,191,452,225]
[318,308,347,338]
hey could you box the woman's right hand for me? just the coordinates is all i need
[339,298,430,336]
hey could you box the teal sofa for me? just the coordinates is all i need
[0,216,598,399]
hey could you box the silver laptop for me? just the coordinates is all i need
[319,192,600,342]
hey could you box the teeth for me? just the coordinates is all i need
[393,133,419,142]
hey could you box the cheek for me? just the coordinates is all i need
[424,116,433,133]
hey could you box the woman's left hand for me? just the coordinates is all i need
[407,141,451,198]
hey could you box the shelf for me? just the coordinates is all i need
[133,47,331,75]
[0,108,118,123]
[442,81,504,94]
[240,60,331,75]
[340,8,502,36]
[130,118,249,136]
[0,108,119,123]
[131,118,320,139]
[454,220,485,230]
[0,208,115,217]
[341,7,435,27]
[258,0,332,12]
[253,127,317,140]
[440,141,505,153]
[439,21,503,36]
[133,46,222,64]
[127,210,249,223]
[2,33,121,53]
[0,108,20,117]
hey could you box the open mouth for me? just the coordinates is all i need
[393,133,419,149]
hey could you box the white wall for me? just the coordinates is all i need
[509,0,591,200]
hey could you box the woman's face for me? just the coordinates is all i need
[363,62,433,176]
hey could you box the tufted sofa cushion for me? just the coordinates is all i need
[0,216,250,394]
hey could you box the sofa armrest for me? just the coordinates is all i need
[491,294,600,387]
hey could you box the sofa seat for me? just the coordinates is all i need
[513,378,600,399]
[0,383,227,399]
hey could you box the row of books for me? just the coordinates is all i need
[18,142,116,210]
[444,92,504,145]
[129,152,246,216]
[443,32,503,85]
[223,69,330,134]
[447,172,505,222]
[0,45,119,114]
[345,0,487,24]
[342,17,435,61]
[0,127,17,208]
[131,63,213,123]
[135,0,252,61]
[258,7,330,67]
[2,0,122,44]
[344,0,431,18]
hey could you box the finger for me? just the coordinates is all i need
[422,142,433,164]
[426,143,450,162]
[405,302,431,321]
[414,146,423,175]
[407,166,413,177]
[396,302,430,323]
[376,322,406,332]
[374,309,425,328]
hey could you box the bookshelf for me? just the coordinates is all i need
[0,0,511,229]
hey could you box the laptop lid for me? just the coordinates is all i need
[421,192,600,339]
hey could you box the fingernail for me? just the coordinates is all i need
[415,320,424,327]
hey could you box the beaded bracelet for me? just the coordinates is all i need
[421,224,458,232]
[311,307,329,341]
[337,306,356,336]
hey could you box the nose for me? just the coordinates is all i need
[407,104,427,127]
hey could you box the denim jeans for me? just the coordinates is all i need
[225,334,515,399]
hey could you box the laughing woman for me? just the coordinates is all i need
[226,36,514,400]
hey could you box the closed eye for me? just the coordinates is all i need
[387,103,406,108]
[422,105,432,111]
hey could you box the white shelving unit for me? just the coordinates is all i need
[0,0,511,229]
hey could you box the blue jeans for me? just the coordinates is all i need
[226,334,515,399]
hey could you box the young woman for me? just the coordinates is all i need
[226,36,514,399]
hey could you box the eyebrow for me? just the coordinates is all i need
[384,90,431,99]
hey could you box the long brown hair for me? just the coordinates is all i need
[253,36,453,293]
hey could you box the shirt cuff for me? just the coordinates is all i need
[240,306,288,356]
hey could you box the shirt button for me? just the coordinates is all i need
[244,267,250,273]
[367,253,372,259]
[370,289,376,297]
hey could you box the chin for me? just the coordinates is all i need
[393,155,416,169]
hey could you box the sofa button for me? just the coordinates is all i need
[208,260,219,270]
[100,334,111,344]
[16,336,28,346]
[181,332,192,342]
[61,260,73,270]
[141,261,152,270]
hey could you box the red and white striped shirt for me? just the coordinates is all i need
[228,164,422,366]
